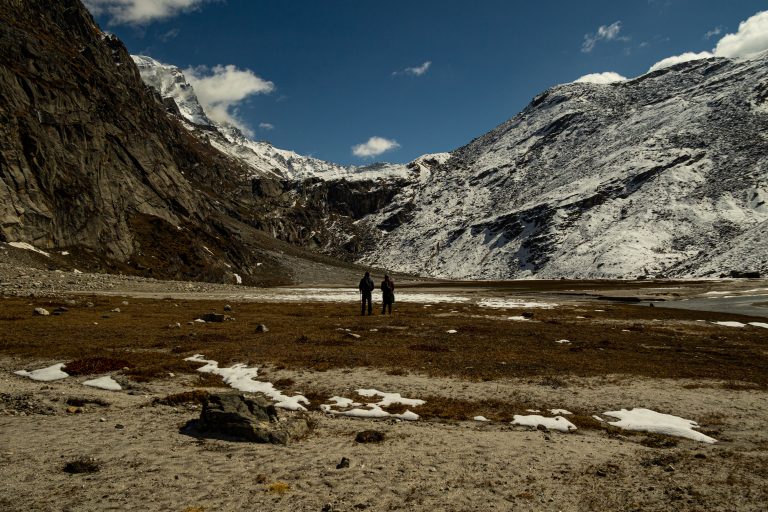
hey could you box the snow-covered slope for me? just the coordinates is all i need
[359,54,768,279]
[131,55,425,182]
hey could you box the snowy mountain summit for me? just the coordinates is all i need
[360,54,768,279]
[131,55,434,182]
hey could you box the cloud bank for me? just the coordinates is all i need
[648,10,768,72]
[84,0,211,25]
[184,65,275,137]
[352,137,400,158]
[574,71,628,84]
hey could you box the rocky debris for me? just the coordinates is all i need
[223,304,233,311]
[33,308,49,316]
[66,406,84,414]
[336,457,350,469]
[255,324,269,333]
[188,393,310,445]
[111,308,121,313]
[355,430,385,443]
[345,332,361,339]
[0,393,56,416]
[199,313,224,323]
[62,457,100,474]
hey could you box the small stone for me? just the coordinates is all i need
[355,430,385,443]
[66,406,83,414]
[255,324,269,333]
[223,305,233,312]
[336,457,350,469]
[200,313,224,323]
[111,308,121,313]
[99,418,106,422]
[33,307,50,316]
[115,424,125,430]
[345,332,361,339]
[86,302,94,308]
[121,301,129,306]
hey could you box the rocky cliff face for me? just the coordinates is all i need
[358,55,768,279]
[0,0,307,284]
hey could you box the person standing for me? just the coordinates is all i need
[358,271,375,315]
[380,274,395,315]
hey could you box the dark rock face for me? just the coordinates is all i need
[198,393,309,445]
[0,0,295,284]
[246,177,407,261]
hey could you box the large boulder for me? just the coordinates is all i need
[197,393,310,445]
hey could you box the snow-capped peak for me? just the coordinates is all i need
[132,55,213,127]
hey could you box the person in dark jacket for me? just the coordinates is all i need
[358,271,375,315]
[380,275,395,315]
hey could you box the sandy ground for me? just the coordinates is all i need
[2,359,767,511]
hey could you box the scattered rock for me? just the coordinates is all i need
[521,312,534,319]
[33,307,49,316]
[200,313,225,323]
[336,457,350,469]
[224,304,233,312]
[345,332,361,339]
[63,457,100,474]
[66,406,84,414]
[355,430,385,443]
[255,324,269,333]
[187,393,310,445]
[111,307,121,313]
[167,322,182,329]
[115,424,125,430]
[121,301,129,306]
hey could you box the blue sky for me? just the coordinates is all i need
[86,0,768,165]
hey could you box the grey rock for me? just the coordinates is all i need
[33,307,49,316]
[255,324,269,333]
[200,313,224,323]
[196,393,309,445]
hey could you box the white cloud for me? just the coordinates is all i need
[648,11,768,73]
[714,11,768,58]
[184,65,275,137]
[574,71,628,84]
[351,136,400,158]
[704,26,722,40]
[84,0,211,25]
[393,61,432,77]
[259,122,274,131]
[582,21,624,53]
[647,51,714,72]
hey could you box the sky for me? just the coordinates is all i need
[84,0,768,165]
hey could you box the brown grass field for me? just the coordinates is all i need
[2,294,766,424]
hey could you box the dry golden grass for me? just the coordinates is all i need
[2,295,767,389]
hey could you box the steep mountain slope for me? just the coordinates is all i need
[0,0,353,284]
[359,55,768,279]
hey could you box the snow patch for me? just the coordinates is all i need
[713,321,746,328]
[15,363,68,381]
[82,375,122,391]
[603,408,716,443]
[184,354,308,410]
[7,242,50,257]
[512,414,577,432]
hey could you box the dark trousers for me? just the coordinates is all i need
[382,302,392,315]
[361,294,372,315]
